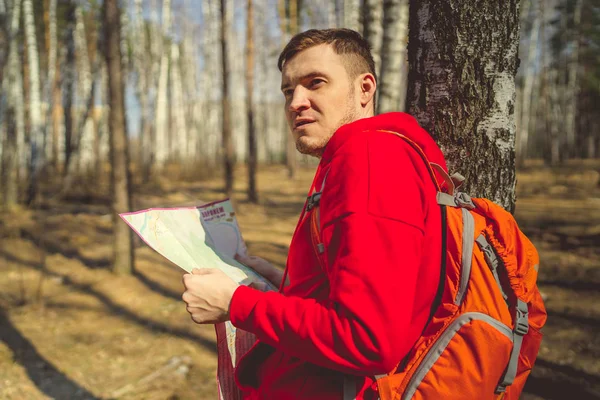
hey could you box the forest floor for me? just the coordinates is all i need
[0,161,599,400]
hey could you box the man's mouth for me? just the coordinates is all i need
[294,119,315,129]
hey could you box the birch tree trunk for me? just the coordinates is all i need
[169,43,188,161]
[246,0,258,202]
[23,0,44,205]
[103,0,134,274]
[2,0,23,208]
[63,3,76,176]
[565,0,582,158]
[75,5,95,173]
[516,0,540,166]
[378,0,409,114]
[44,0,57,168]
[407,0,521,212]
[221,0,234,195]
[154,0,171,172]
[343,0,360,31]
[132,0,151,177]
[362,0,383,83]
[280,0,298,178]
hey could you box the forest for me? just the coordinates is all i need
[0,0,599,399]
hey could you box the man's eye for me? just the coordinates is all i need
[283,89,293,97]
[311,79,325,87]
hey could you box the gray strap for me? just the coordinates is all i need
[496,299,529,393]
[455,209,474,305]
[475,235,508,302]
[430,163,455,195]
[436,192,457,207]
[343,375,356,400]
[436,191,475,209]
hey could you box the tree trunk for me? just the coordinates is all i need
[516,0,540,167]
[44,0,57,170]
[103,0,134,274]
[362,0,383,83]
[169,43,188,161]
[565,0,582,158]
[280,0,297,178]
[378,0,409,114]
[63,2,76,176]
[23,0,43,205]
[344,0,360,31]
[2,0,23,208]
[246,0,258,203]
[407,0,520,212]
[132,0,152,180]
[75,5,95,174]
[154,0,171,172]
[221,0,234,196]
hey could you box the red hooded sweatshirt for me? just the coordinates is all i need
[230,112,447,399]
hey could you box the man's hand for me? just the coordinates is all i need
[182,268,240,324]
[235,254,287,288]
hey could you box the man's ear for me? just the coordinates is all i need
[359,73,376,109]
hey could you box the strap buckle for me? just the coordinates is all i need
[515,299,529,336]
[306,192,321,211]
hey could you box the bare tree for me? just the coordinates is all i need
[362,0,383,82]
[103,0,134,274]
[221,0,234,196]
[23,0,44,204]
[407,0,521,211]
[247,0,258,202]
[516,0,541,166]
[154,0,171,172]
[75,5,95,173]
[2,0,23,208]
[378,0,409,114]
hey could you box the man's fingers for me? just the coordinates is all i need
[191,268,214,275]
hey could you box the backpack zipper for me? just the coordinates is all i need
[402,312,512,400]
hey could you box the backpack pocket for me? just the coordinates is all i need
[402,312,513,400]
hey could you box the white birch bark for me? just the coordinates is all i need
[0,0,6,15]
[44,0,57,164]
[23,0,44,201]
[182,0,199,162]
[327,1,336,28]
[2,0,24,205]
[516,0,540,165]
[343,0,360,31]
[377,0,409,113]
[169,43,188,160]
[362,0,383,82]
[132,0,152,171]
[407,0,520,210]
[154,0,171,170]
[75,5,95,172]
[120,5,130,72]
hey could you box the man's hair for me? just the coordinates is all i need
[277,28,377,84]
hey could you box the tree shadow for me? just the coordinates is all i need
[0,249,217,352]
[523,358,600,399]
[133,269,181,301]
[17,226,112,269]
[0,310,102,400]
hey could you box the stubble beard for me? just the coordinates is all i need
[295,90,358,158]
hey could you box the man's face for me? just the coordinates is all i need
[281,44,361,157]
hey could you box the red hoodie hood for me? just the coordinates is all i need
[322,112,447,172]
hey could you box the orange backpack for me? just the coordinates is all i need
[308,131,547,400]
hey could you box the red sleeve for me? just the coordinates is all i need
[230,134,428,375]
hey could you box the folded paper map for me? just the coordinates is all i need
[120,199,274,400]
[120,199,271,287]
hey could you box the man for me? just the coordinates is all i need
[182,29,447,399]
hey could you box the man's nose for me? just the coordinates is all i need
[288,87,310,112]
